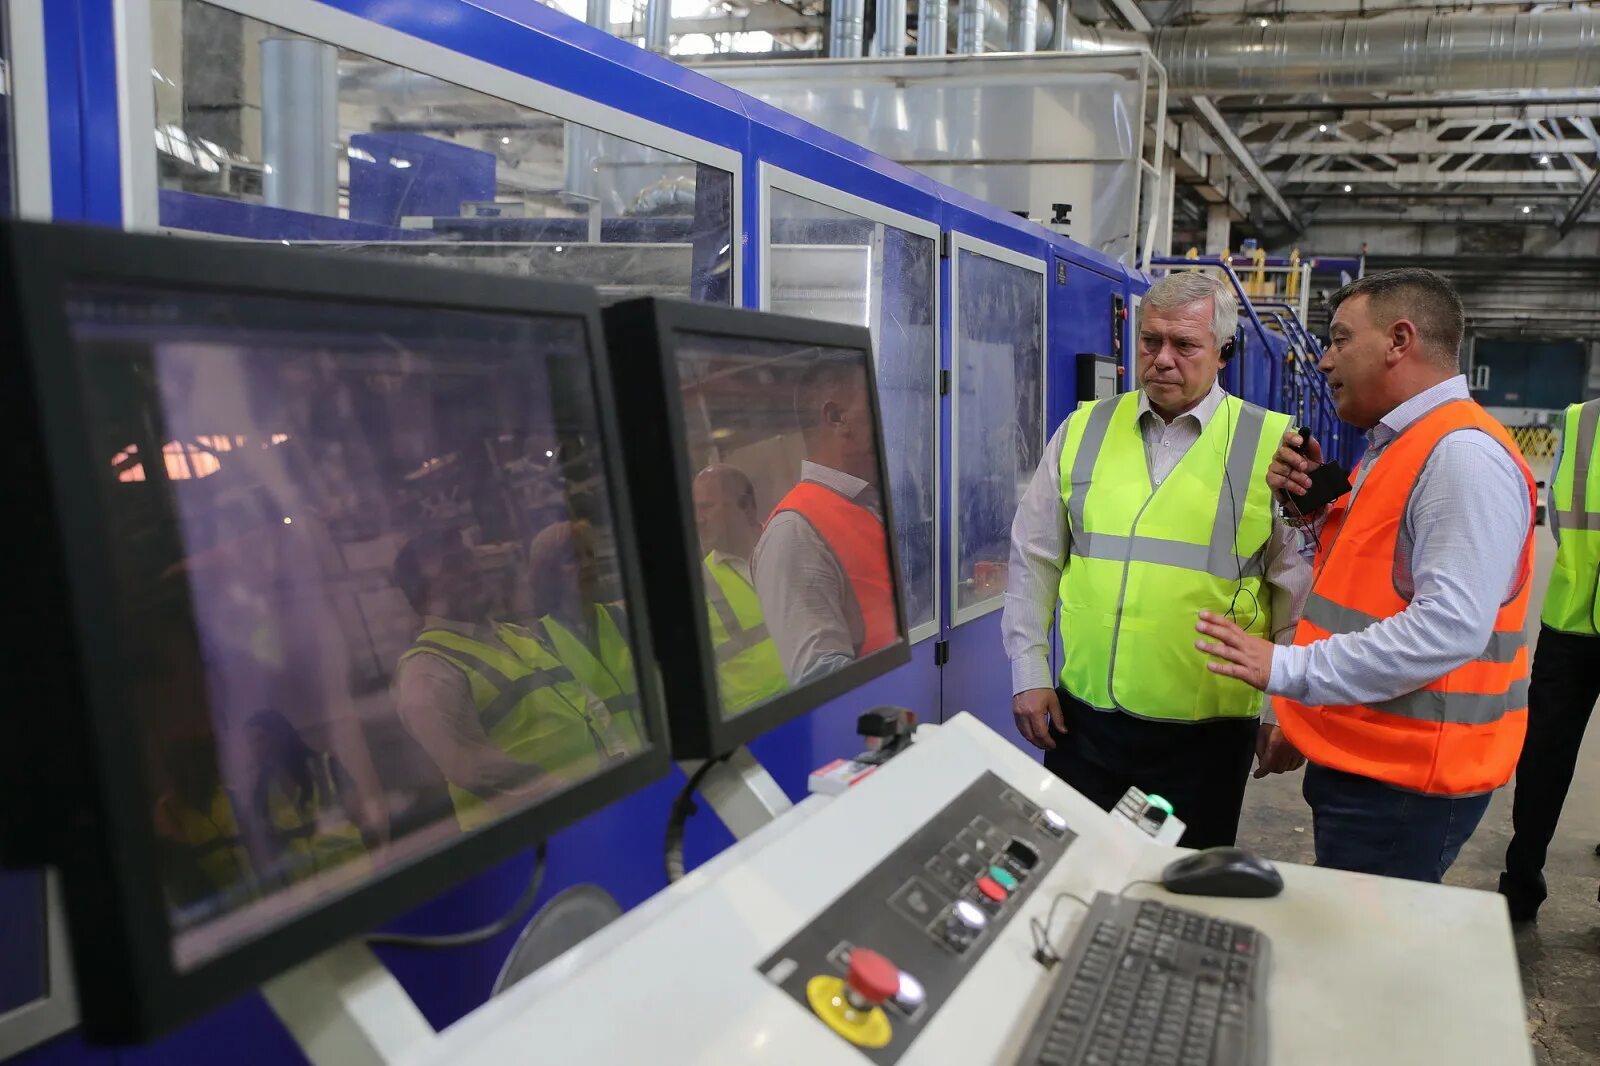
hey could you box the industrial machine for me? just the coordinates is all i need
[0,223,1531,1066]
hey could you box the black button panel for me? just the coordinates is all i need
[758,772,1078,1065]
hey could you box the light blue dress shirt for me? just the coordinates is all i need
[1268,376,1532,707]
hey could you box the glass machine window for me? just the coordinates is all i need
[148,0,734,302]
[766,187,937,639]
[953,247,1044,623]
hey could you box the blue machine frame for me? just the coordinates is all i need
[8,3,1342,1062]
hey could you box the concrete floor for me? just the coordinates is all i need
[1236,502,1600,1064]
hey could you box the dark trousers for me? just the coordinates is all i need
[1043,690,1260,850]
[1303,763,1491,883]
[1501,626,1600,912]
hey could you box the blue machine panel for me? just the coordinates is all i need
[348,132,496,227]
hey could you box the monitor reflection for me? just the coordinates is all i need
[672,333,901,719]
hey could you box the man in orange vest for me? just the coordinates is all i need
[753,354,898,685]
[1197,268,1535,883]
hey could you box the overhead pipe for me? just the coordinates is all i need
[1153,10,1600,95]
[955,0,985,53]
[644,0,672,52]
[1006,0,1037,53]
[918,0,948,56]
[830,0,866,57]
[875,0,907,56]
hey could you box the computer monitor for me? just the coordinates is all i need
[0,221,670,1041]
[602,299,911,758]
[0,870,77,1059]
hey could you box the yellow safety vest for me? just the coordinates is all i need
[1056,391,1288,721]
[260,753,370,883]
[155,787,253,904]
[1543,400,1600,634]
[400,628,622,830]
[702,553,789,716]
[502,607,644,751]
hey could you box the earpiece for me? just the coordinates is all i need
[1219,337,1237,363]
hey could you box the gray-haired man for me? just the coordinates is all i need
[1003,272,1312,848]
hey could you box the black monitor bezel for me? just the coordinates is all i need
[0,221,673,1041]
[602,297,912,760]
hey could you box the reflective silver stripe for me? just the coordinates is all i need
[413,639,518,692]
[714,622,774,663]
[1067,396,1268,581]
[605,693,640,714]
[1480,629,1529,664]
[1300,593,1373,634]
[1371,678,1529,726]
[480,665,580,734]
[1076,530,1265,579]
[1065,397,1122,537]
[1570,401,1600,515]
[702,563,744,638]
[1208,399,1267,577]
[1303,593,1527,661]
[1552,509,1600,531]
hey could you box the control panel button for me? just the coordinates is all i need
[923,854,967,896]
[1002,788,1041,818]
[846,949,900,1006]
[976,876,1007,903]
[890,878,943,925]
[892,971,926,1015]
[952,899,987,931]
[942,844,983,879]
[988,865,1018,891]
[1040,808,1069,837]
[1005,837,1042,872]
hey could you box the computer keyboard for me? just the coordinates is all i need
[1015,892,1270,1066]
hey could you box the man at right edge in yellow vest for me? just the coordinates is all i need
[1198,268,1537,884]
[1004,272,1311,850]
[1498,398,1600,921]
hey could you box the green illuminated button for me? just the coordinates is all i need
[1145,794,1174,815]
[988,865,1018,891]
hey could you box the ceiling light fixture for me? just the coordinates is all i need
[1522,204,1533,214]
[1537,153,1551,165]
[1318,123,1329,133]
[1343,184,1353,193]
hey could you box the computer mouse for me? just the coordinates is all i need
[1160,847,1284,899]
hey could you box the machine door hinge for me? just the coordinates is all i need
[940,232,953,259]
[939,369,951,396]
[933,640,951,666]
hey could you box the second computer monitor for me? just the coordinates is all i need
[604,300,911,758]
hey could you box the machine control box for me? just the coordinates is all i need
[758,771,1076,1063]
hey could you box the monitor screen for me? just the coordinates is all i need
[0,871,47,1016]
[64,283,650,971]
[668,331,903,720]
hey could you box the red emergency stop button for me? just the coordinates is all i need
[846,949,901,1006]
[976,875,1007,903]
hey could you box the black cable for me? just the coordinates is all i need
[1220,395,1260,633]
[366,841,548,950]
[1028,890,1094,969]
[664,753,731,884]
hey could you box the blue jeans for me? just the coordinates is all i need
[1303,763,1493,883]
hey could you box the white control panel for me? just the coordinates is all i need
[409,714,1532,1066]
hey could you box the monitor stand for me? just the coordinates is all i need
[678,745,794,839]
[262,942,435,1066]
[264,747,792,1066]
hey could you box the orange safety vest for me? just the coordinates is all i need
[769,481,898,656]
[1274,399,1535,796]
